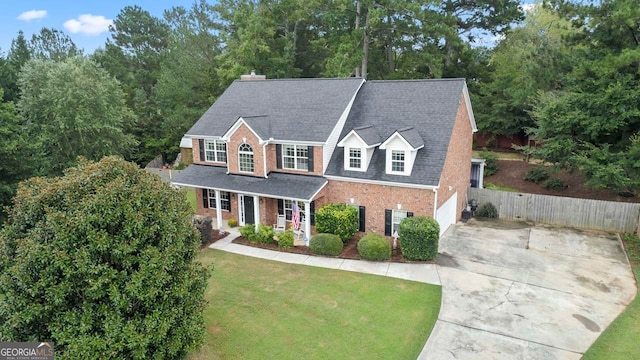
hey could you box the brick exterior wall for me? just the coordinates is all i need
[227,124,265,176]
[436,94,474,218]
[322,181,435,235]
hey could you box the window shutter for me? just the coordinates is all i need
[359,206,366,232]
[310,201,315,225]
[276,144,282,169]
[202,189,208,208]
[277,199,284,215]
[228,193,232,212]
[198,139,205,162]
[407,212,414,217]
[307,146,314,172]
[384,209,392,236]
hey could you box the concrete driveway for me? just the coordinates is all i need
[419,219,637,359]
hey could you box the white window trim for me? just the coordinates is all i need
[282,200,306,222]
[238,143,254,173]
[390,150,405,173]
[347,147,362,170]
[207,190,231,211]
[204,139,227,163]
[392,209,407,236]
[282,145,309,171]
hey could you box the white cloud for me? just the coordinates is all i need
[17,9,47,21]
[521,3,537,13]
[63,14,112,36]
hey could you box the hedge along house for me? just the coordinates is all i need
[172,74,477,244]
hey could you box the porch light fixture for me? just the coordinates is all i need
[397,204,402,210]
[350,198,354,204]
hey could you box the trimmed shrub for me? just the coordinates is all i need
[398,216,439,261]
[255,224,276,244]
[543,178,568,190]
[277,229,294,249]
[228,218,238,227]
[357,233,391,261]
[524,166,549,183]
[239,224,257,242]
[475,202,498,218]
[310,233,343,256]
[315,203,358,243]
[481,149,499,176]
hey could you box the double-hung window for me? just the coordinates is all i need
[207,190,231,211]
[392,210,407,236]
[238,143,254,173]
[283,200,305,221]
[283,145,308,171]
[391,150,405,172]
[204,140,227,163]
[349,148,362,169]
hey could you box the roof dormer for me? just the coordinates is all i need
[379,127,424,176]
[337,126,380,172]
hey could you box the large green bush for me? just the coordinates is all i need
[315,203,358,243]
[239,224,257,242]
[481,149,499,177]
[0,157,208,358]
[357,234,391,261]
[398,216,439,261]
[524,166,549,183]
[475,202,498,218]
[256,224,276,244]
[276,229,294,249]
[309,233,343,256]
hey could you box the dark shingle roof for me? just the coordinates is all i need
[326,79,467,186]
[394,126,424,149]
[172,165,326,201]
[353,125,381,146]
[186,78,364,142]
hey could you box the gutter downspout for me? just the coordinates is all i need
[263,141,269,178]
[433,187,438,219]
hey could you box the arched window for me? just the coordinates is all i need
[238,143,254,173]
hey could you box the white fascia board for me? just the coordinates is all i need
[380,132,420,151]
[324,175,437,190]
[462,83,478,133]
[221,117,265,142]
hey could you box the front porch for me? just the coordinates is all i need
[172,164,326,246]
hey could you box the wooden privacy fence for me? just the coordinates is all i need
[468,188,640,233]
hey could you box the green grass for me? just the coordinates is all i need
[484,182,519,192]
[184,188,197,213]
[582,234,640,359]
[473,150,523,160]
[191,249,441,360]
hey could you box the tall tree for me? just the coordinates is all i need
[30,27,81,61]
[154,0,224,160]
[17,58,137,176]
[1,31,32,102]
[528,0,640,194]
[0,88,33,220]
[96,5,170,164]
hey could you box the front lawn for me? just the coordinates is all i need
[582,234,640,359]
[191,249,441,360]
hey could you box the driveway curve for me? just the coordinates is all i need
[419,219,637,359]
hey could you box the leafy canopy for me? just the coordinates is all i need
[0,156,209,359]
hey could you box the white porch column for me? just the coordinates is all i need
[214,190,223,232]
[304,201,311,246]
[254,195,260,232]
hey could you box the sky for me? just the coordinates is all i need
[0,0,196,55]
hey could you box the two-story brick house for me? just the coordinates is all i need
[172,75,477,244]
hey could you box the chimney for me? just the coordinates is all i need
[241,70,266,81]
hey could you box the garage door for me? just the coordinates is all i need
[436,192,457,236]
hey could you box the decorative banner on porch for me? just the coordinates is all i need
[292,202,300,230]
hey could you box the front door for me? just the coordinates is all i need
[241,195,255,225]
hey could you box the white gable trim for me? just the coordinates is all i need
[337,130,380,148]
[221,117,265,143]
[323,78,366,173]
[462,83,478,133]
[379,132,424,151]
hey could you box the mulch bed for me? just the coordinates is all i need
[200,230,229,248]
[232,234,430,263]
[486,159,640,203]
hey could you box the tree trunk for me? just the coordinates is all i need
[362,10,370,80]
[355,0,361,77]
